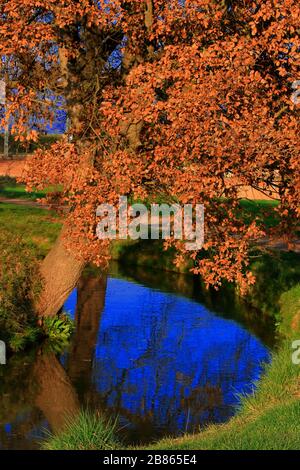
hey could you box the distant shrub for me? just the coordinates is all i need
[0,176,17,188]
[0,134,61,155]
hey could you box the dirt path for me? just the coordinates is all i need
[0,197,48,208]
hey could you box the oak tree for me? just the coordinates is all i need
[0,0,299,316]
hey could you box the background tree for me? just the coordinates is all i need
[0,0,299,316]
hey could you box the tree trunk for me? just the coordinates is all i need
[35,9,151,319]
[36,226,85,318]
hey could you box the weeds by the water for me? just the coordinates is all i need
[0,220,69,352]
[43,410,120,450]
[42,314,74,353]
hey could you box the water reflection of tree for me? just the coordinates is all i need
[32,271,109,430]
[181,383,224,430]
[115,262,277,347]
[0,267,273,448]
[0,353,39,449]
[0,350,79,448]
[67,273,107,404]
[34,353,79,433]
[0,271,108,449]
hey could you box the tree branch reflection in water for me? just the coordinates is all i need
[0,268,271,448]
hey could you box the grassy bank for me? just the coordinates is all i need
[0,202,61,257]
[0,177,61,201]
[0,203,61,350]
[0,184,48,200]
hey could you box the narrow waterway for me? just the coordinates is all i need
[0,263,274,449]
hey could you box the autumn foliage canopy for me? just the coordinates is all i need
[0,0,299,291]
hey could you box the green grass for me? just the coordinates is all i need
[246,251,300,324]
[43,411,120,450]
[279,285,300,337]
[0,184,50,200]
[239,199,279,228]
[147,399,300,450]
[239,199,279,212]
[0,202,61,257]
[0,228,41,351]
[0,179,62,201]
[0,201,56,351]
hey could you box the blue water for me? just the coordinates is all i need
[65,275,270,442]
[0,269,271,448]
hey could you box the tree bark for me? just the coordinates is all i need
[36,227,85,318]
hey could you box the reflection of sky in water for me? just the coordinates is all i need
[66,277,271,437]
[0,274,271,448]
